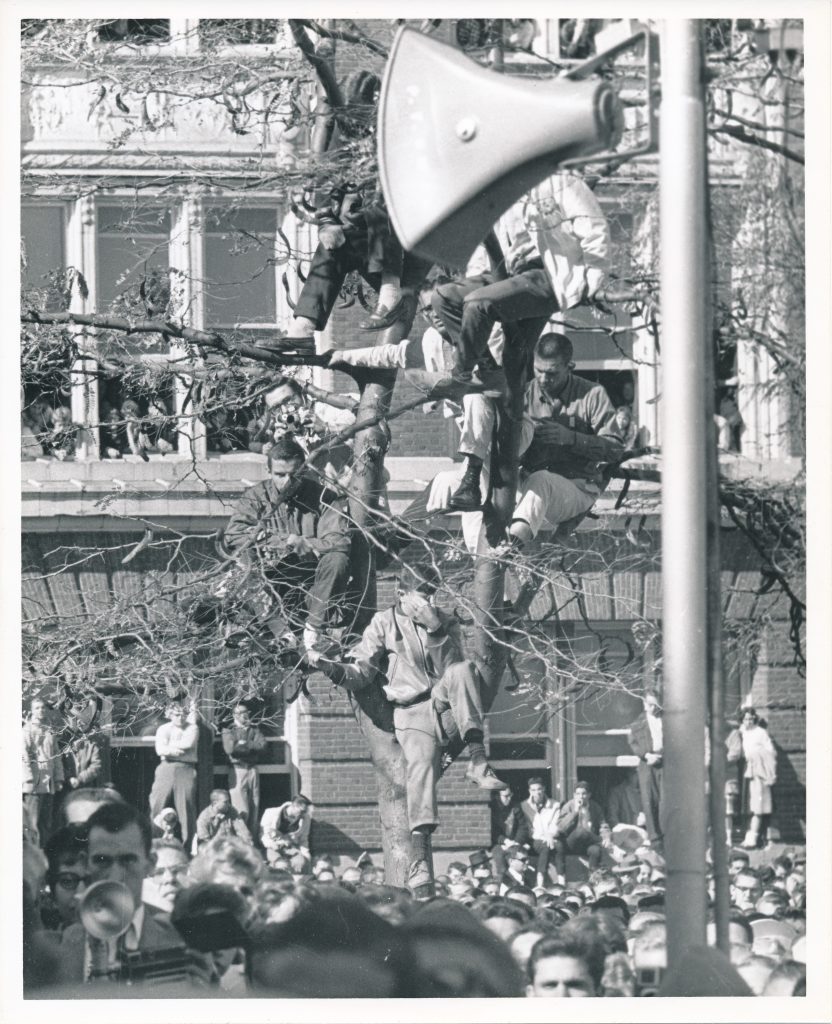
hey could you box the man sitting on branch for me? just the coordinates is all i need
[224,436,352,657]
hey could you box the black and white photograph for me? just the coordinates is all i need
[5,5,830,1020]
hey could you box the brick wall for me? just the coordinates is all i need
[748,623,806,841]
[296,668,492,855]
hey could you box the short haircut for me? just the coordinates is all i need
[45,824,88,881]
[292,794,311,808]
[479,897,533,926]
[267,436,306,466]
[735,866,762,882]
[527,776,545,789]
[85,801,153,856]
[59,786,126,821]
[574,780,592,795]
[210,788,231,803]
[528,933,605,990]
[448,861,468,874]
[534,333,573,363]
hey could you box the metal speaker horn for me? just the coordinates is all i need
[79,880,135,941]
[379,27,620,267]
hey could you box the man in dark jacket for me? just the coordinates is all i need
[221,702,267,834]
[552,781,606,884]
[627,688,665,849]
[224,436,351,655]
[491,788,531,876]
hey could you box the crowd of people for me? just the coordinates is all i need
[22,768,807,998]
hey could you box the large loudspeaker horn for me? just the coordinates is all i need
[379,28,620,267]
[79,879,135,941]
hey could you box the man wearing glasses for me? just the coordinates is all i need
[56,802,185,984]
[43,823,90,930]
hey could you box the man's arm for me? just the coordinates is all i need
[155,724,172,757]
[224,488,267,562]
[302,493,351,557]
[220,728,237,759]
[316,612,389,690]
[196,808,213,844]
[560,174,610,297]
[76,742,102,784]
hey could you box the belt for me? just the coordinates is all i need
[391,690,432,710]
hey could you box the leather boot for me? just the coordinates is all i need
[448,462,483,511]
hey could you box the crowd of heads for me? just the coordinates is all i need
[23,780,808,999]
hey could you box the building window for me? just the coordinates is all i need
[203,206,278,327]
[198,19,285,47]
[21,204,66,312]
[96,19,171,44]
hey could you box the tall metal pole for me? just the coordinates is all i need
[659,20,709,965]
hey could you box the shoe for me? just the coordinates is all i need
[426,370,473,402]
[407,858,431,891]
[359,295,412,331]
[448,464,483,511]
[258,335,316,355]
[470,366,507,397]
[466,760,509,791]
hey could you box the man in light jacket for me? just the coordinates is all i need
[23,697,64,845]
[310,561,507,890]
[429,169,609,399]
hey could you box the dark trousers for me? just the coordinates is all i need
[149,762,197,845]
[637,763,664,844]
[533,839,553,881]
[267,550,350,631]
[432,269,557,374]
[293,234,431,332]
[553,831,602,876]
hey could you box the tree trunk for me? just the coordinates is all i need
[294,18,415,886]
[347,313,417,886]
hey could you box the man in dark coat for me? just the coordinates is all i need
[627,688,665,849]
[490,788,531,877]
[224,436,352,655]
[551,781,606,883]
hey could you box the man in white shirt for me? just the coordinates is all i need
[627,689,665,850]
[148,700,200,846]
[519,777,561,887]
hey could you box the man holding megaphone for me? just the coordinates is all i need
[56,802,187,984]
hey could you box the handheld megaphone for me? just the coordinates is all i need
[79,879,135,941]
[379,27,621,266]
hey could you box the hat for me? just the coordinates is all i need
[750,917,796,947]
[469,849,490,868]
[637,893,666,911]
[612,855,641,876]
[610,824,649,853]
